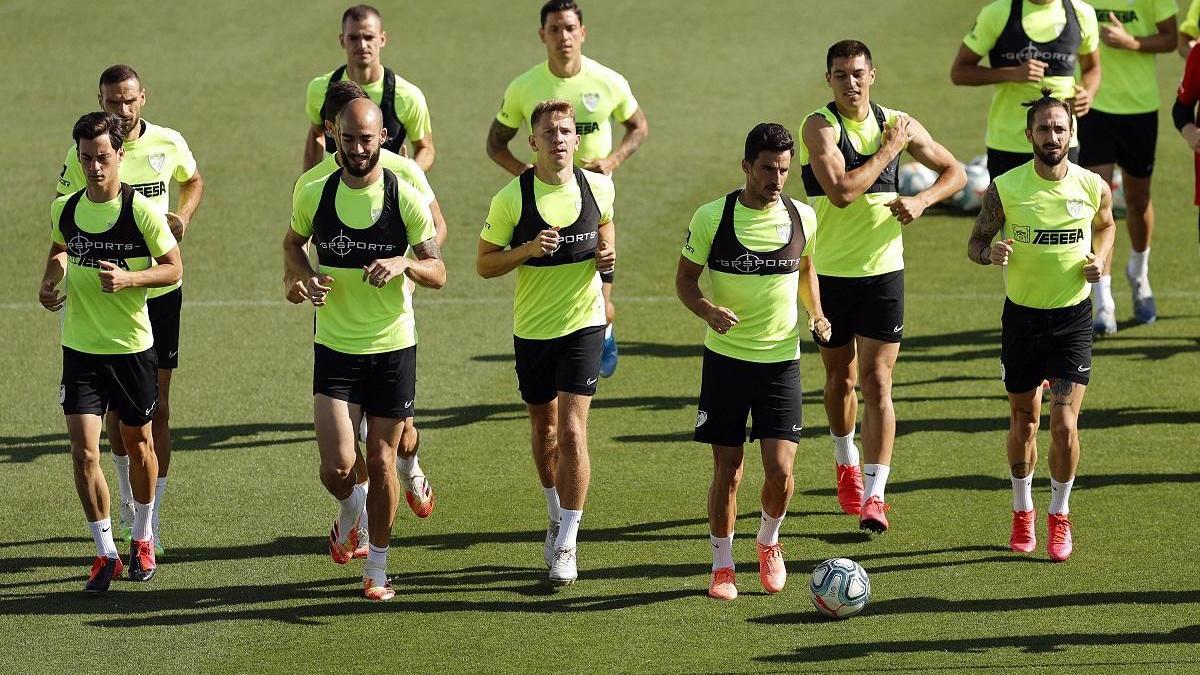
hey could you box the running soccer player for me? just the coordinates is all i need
[486,0,648,378]
[951,0,1102,180]
[800,40,965,532]
[1174,29,1200,229]
[1080,2,1177,334]
[302,4,434,172]
[677,123,829,601]
[41,112,182,591]
[477,99,616,586]
[284,98,445,601]
[967,90,1115,562]
[56,64,203,555]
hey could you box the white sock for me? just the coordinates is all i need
[1092,275,1114,310]
[863,464,891,503]
[336,487,365,543]
[132,499,154,542]
[1011,472,1034,512]
[1049,477,1074,515]
[543,486,561,524]
[604,323,613,339]
[112,454,133,505]
[152,477,167,539]
[88,518,119,559]
[358,416,368,444]
[1127,248,1149,281]
[757,510,784,546]
[357,481,370,532]
[364,544,389,586]
[832,430,859,466]
[397,453,423,478]
[710,533,734,571]
[556,508,582,550]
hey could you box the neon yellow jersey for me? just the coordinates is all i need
[305,69,431,142]
[682,196,817,364]
[293,149,435,206]
[291,172,437,354]
[481,170,614,339]
[1090,0,1177,113]
[496,56,639,165]
[51,189,177,355]
[1182,0,1200,36]
[57,120,195,298]
[964,0,1101,151]
[995,162,1103,308]
[798,104,907,277]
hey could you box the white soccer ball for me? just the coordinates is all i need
[967,154,988,168]
[809,558,871,619]
[898,162,937,196]
[1110,168,1127,218]
[950,163,990,212]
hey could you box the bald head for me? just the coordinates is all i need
[337,97,384,135]
[336,98,386,178]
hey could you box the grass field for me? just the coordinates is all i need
[2,0,1200,672]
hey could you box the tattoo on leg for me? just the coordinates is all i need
[1050,379,1073,407]
[1011,462,1030,478]
[1016,407,1035,421]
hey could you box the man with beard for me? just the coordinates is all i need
[55,64,204,556]
[284,98,445,601]
[967,90,1116,562]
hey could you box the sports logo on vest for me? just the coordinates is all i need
[319,230,399,258]
[1002,41,1076,68]
[67,234,138,258]
[715,253,801,275]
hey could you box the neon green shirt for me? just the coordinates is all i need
[1091,0,1178,113]
[291,172,437,354]
[51,190,177,355]
[305,69,432,142]
[497,56,639,165]
[798,104,907,277]
[293,149,435,206]
[964,0,1101,151]
[1182,0,1200,36]
[481,170,614,340]
[995,162,1103,309]
[682,196,817,364]
[57,120,195,298]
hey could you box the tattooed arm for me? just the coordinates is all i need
[967,182,1010,266]
[404,237,447,289]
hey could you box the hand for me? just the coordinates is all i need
[1180,39,1197,59]
[362,257,409,288]
[581,155,620,175]
[595,239,615,273]
[881,115,912,156]
[1071,84,1093,117]
[98,260,133,293]
[39,278,65,311]
[1012,59,1047,83]
[885,195,927,225]
[165,212,187,241]
[808,315,832,343]
[1100,12,1138,50]
[1083,252,1103,283]
[285,279,308,304]
[306,274,333,306]
[704,305,739,334]
[1183,126,1200,152]
[528,228,560,258]
[991,238,1014,266]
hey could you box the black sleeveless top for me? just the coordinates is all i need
[59,184,150,270]
[508,168,601,267]
[801,102,899,198]
[706,190,807,275]
[988,0,1081,77]
[311,168,410,269]
[320,65,406,154]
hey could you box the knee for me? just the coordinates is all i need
[1050,418,1078,446]
[366,450,395,480]
[860,370,893,403]
[397,425,419,456]
[557,422,587,456]
[713,457,744,489]
[532,420,558,452]
[826,370,855,396]
[70,443,100,469]
[764,463,794,490]
[1124,183,1151,210]
[1009,415,1039,442]
[320,458,355,483]
[153,400,170,426]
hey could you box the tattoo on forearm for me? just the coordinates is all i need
[968,183,1004,264]
[413,238,442,261]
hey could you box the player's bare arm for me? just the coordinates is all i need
[303,123,326,172]
[486,119,533,176]
[390,237,445,289]
[950,44,1047,85]
[39,242,68,311]
[582,108,648,175]
[1102,14,1177,53]
[409,135,435,172]
[887,117,966,225]
[797,255,831,342]
[802,113,910,208]
[595,220,615,273]
[1072,51,1101,117]
[429,199,448,246]
[968,183,1008,266]
[1087,181,1117,283]
[284,228,331,306]
[476,230,559,278]
[675,256,738,335]
[167,170,204,241]
[100,246,183,294]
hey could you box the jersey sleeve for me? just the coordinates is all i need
[397,159,436,204]
[134,196,179,257]
[963,1,1006,56]
[305,75,328,126]
[481,182,520,247]
[290,181,320,238]
[50,198,66,244]
[1077,3,1101,55]
[496,77,526,129]
[796,201,817,257]
[1178,44,1200,104]
[396,79,432,142]
[1155,0,1181,23]
[1184,0,1200,37]
[396,181,436,246]
[169,130,198,182]
[58,146,85,196]
[609,72,639,122]
[682,202,717,266]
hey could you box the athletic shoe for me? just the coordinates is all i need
[549,547,577,586]
[363,577,395,602]
[404,473,435,519]
[1093,306,1117,336]
[1009,509,1036,553]
[85,556,123,593]
[352,525,369,560]
[328,519,359,565]
[707,567,737,601]
[544,520,560,569]
[117,501,134,542]
[1126,270,1157,324]
[835,464,864,515]
[756,542,786,593]
[1048,513,1073,562]
[599,330,618,378]
[128,539,157,582]
[859,496,891,534]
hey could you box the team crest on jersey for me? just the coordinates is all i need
[581,92,600,113]
[1066,200,1089,219]
[148,153,167,173]
[371,208,383,221]
[695,411,708,428]
[777,222,791,241]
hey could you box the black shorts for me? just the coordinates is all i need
[814,271,905,348]
[1077,110,1157,178]
[1000,298,1093,394]
[987,147,1080,181]
[513,325,604,405]
[694,348,802,446]
[313,343,416,419]
[61,347,158,426]
[147,287,182,369]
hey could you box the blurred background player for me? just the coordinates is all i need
[1174,21,1200,231]
[486,0,648,378]
[1178,0,1200,55]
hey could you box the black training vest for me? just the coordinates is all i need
[988,0,1081,77]
[320,65,406,154]
[706,190,807,276]
[58,184,150,271]
[311,169,410,269]
[801,102,899,198]
[509,168,601,267]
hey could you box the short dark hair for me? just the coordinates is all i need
[826,40,873,73]
[531,99,575,129]
[99,64,140,89]
[73,112,126,150]
[540,0,582,26]
[1023,88,1074,130]
[323,80,369,124]
[744,123,794,163]
[342,4,381,28]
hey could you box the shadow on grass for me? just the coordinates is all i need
[800,472,1200,498]
[0,423,313,465]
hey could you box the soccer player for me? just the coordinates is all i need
[486,0,648,378]
[951,0,1102,180]
[1174,29,1200,229]
[1080,2,1177,334]
[284,98,445,601]
[41,112,182,591]
[967,91,1115,562]
[799,41,965,532]
[676,123,829,601]
[477,99,616,586]
[1178,0,1200,55]
[56,64,203,555]
[302,4,434,172]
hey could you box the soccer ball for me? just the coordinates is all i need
[809,558,871,619]
[1110,168,1127,218]
[949,162,991,212]
[898,162,937,196]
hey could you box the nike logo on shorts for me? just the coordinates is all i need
[586,378,598,385]
[1077,365,1091,372]
[791,425,802,432]
[404,400,414,408]
[168,350,179,358]
[893,325,904,332]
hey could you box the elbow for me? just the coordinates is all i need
[485,139,499,161]
[948,163,968,192]
[827,192,852,209]
[949,64,967,86]
[476,259,494,279]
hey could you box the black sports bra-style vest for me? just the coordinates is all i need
[801,102,898,198]
[320,65,406,154]
[59,184,150,270]
[706,190,806,275]
[988,0,1081,77]
[509,167,601,267]
[311,168,410,269]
